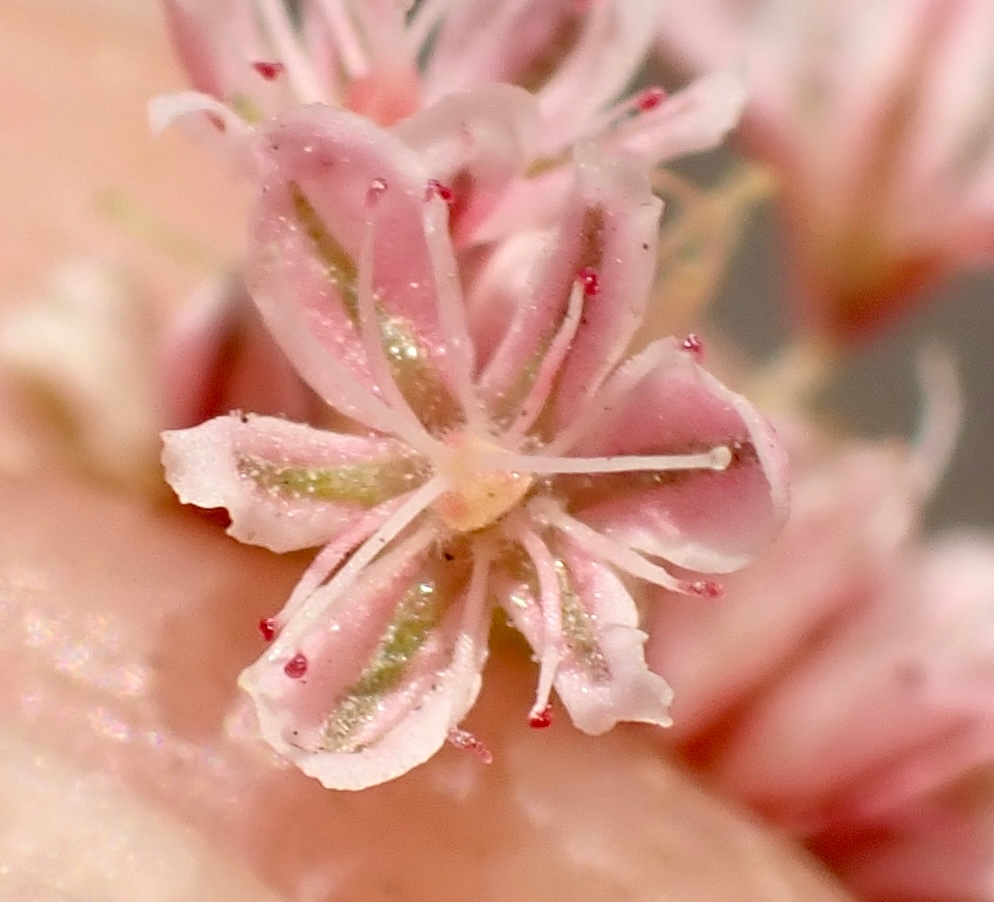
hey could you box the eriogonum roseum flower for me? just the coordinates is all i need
[154,1,749,437]
[161,106,788,789]
[648,354,994,902]
[657,0,994,344]
[157,0,745,243]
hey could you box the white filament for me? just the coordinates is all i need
[529,498,686,593]
[483,445,731,477]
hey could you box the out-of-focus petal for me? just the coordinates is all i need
[156,274,319,430]
[149,90,256,172]
[648,440,922,742]
[710,534,994,830]
[424,0,657,155]
[240,529,492,789]
[604,69,747,167]
[392,84,541,245]
[564,338,789,574]
[162,414,427,552]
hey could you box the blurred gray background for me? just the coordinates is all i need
[703,146,994,533]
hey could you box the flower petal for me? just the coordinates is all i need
[240,529,492,790]
[647,439,923,743]
[391,84,541,246]
[479,147,661,430]
[162,414,427,552]
[248,106,476,434]
[604,69,747,167]
[162,0,299,120]
[148,90,256,171]
[423,0,656,155]
[501,529,672,735]
[156,274,320,430]
[710,533,994,829]
[563,338,789,573]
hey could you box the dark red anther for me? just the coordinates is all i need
[528,705,553,729]
[366,177,388,207]
[636,86,666,112]
[252,60,285,80]
[284,653,308,679]
[425,178,454,203]
[578,266,600,297]
[686,579,723,599]
[681,333,704,356]
[258,617,277,642]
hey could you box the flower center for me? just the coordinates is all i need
[433,433,532,533]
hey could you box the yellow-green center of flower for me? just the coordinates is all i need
[434,432,532,533]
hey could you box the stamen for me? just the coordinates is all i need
[501,280,585,444]
[267,479,445,652]
[421,192,485,431]
[681,333,704,356]
[258,618,277,642]
[355,179,428,432]
[449,539,494,713]
[425,179,454,203]
[529,706,553,729]
[252,60,284,80]
[635,86,666,112]
[529,498,689,594]
[568,84,669,146]
[911,346,961,496]
[284,653,308,678]
[282,499,405,624]
[484,445,732,476]
[686,579,724,599]
[254,0,326,103]
[514,526,564,726]
[578,266,600,296]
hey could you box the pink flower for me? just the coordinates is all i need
[657,0,994,343]
[161,106,788,789]
[649,354,994,901]
[153,2,749,442]
[157,0,744,241]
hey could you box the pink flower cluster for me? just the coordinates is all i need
[99,0,994,897]
[157,0,788,790]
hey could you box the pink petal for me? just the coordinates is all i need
[156,274,320,430]
[501,530,673,735]
[391,84,540,246]
[479,148,661,428]
[826,795,994,902]
[604,69,747,167]
[247,106,475,433]
[162,414,426,552]
[148,90,256,172]
[710,533,994,829]
[424,0,656,155]
[647,440,922,742]
[241,530,492,789]
[565,338,789,574]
